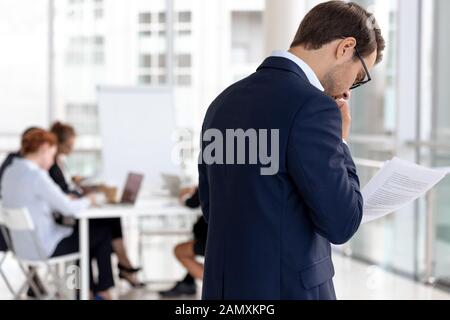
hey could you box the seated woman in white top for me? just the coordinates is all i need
[1,129,114,300]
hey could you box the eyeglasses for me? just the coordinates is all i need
[350,47,372,90]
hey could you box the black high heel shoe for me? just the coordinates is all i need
[118,271,146,288]
[118,263,142,274]
[117,264,145,288]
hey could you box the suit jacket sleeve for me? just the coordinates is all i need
[198,133,210,224]
[287,94,363,245]
[49,163,83,198]
[49,163,71,194]
[185,188,200,209]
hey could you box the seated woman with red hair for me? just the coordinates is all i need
[0,129,115,300]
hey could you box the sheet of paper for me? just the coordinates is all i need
[361,157,448,224]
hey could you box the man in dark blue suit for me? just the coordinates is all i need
[198,1,385,300]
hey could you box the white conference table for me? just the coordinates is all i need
[77,195,199,300]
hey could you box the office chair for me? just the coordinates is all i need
[0,204,18,297]
[1,207,80,300]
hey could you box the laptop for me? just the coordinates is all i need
[108,173,144,206]
[161,174,181,197]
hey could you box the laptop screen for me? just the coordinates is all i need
[120,173,144,204]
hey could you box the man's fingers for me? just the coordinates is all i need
[336,99,349,110]
[336,98,351,141]
[339,102,351,120]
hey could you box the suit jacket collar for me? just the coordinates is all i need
[257,56,309,83]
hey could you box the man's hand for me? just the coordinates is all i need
[178,186,196,203]
[335,90,351,142]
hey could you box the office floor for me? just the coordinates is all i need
[1,234,449,300]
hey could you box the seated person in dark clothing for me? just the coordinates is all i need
[0,152,20,189]
[159,187,208,297]
[49,122,144,288]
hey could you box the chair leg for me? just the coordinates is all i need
[43,265,53,284]
[12,259,80,300]
[56,268,70,300]
[15,280,28,300]
[0,269,16,298]
[45,265,59,299]
[0,251,36,299]
[45,263,73,300]
[0,253,18,297]
[16,264,43,300]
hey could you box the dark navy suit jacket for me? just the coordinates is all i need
[198,57,363,300]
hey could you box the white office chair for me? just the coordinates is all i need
[1,207,80,300]
[0,203,19,297]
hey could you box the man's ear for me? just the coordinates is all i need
[336,37,357,61]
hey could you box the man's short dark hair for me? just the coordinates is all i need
[291,1,385,64]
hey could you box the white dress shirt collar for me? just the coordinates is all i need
[271,50,324,92]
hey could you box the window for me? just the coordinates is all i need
[231,11,264,65]
[93,51,104,65]
[158,12,166,24]
[139,12,152,24]
[176,54,191,68]
[139,54,152,68]
[158,54,166,68]
[425,0,450,286]
[176,74,191,86]
[178,30,191,37]
[66,36,105,66]
[94,8,103,19]
[138,75,152,85]
[139,31,152,37]
[66,104,99,135]
[66,151,101,178]
[94,36,104,45]
[178,11,191,23]
[158,74,167,85]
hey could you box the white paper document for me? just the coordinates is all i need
[361,157,448,224]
